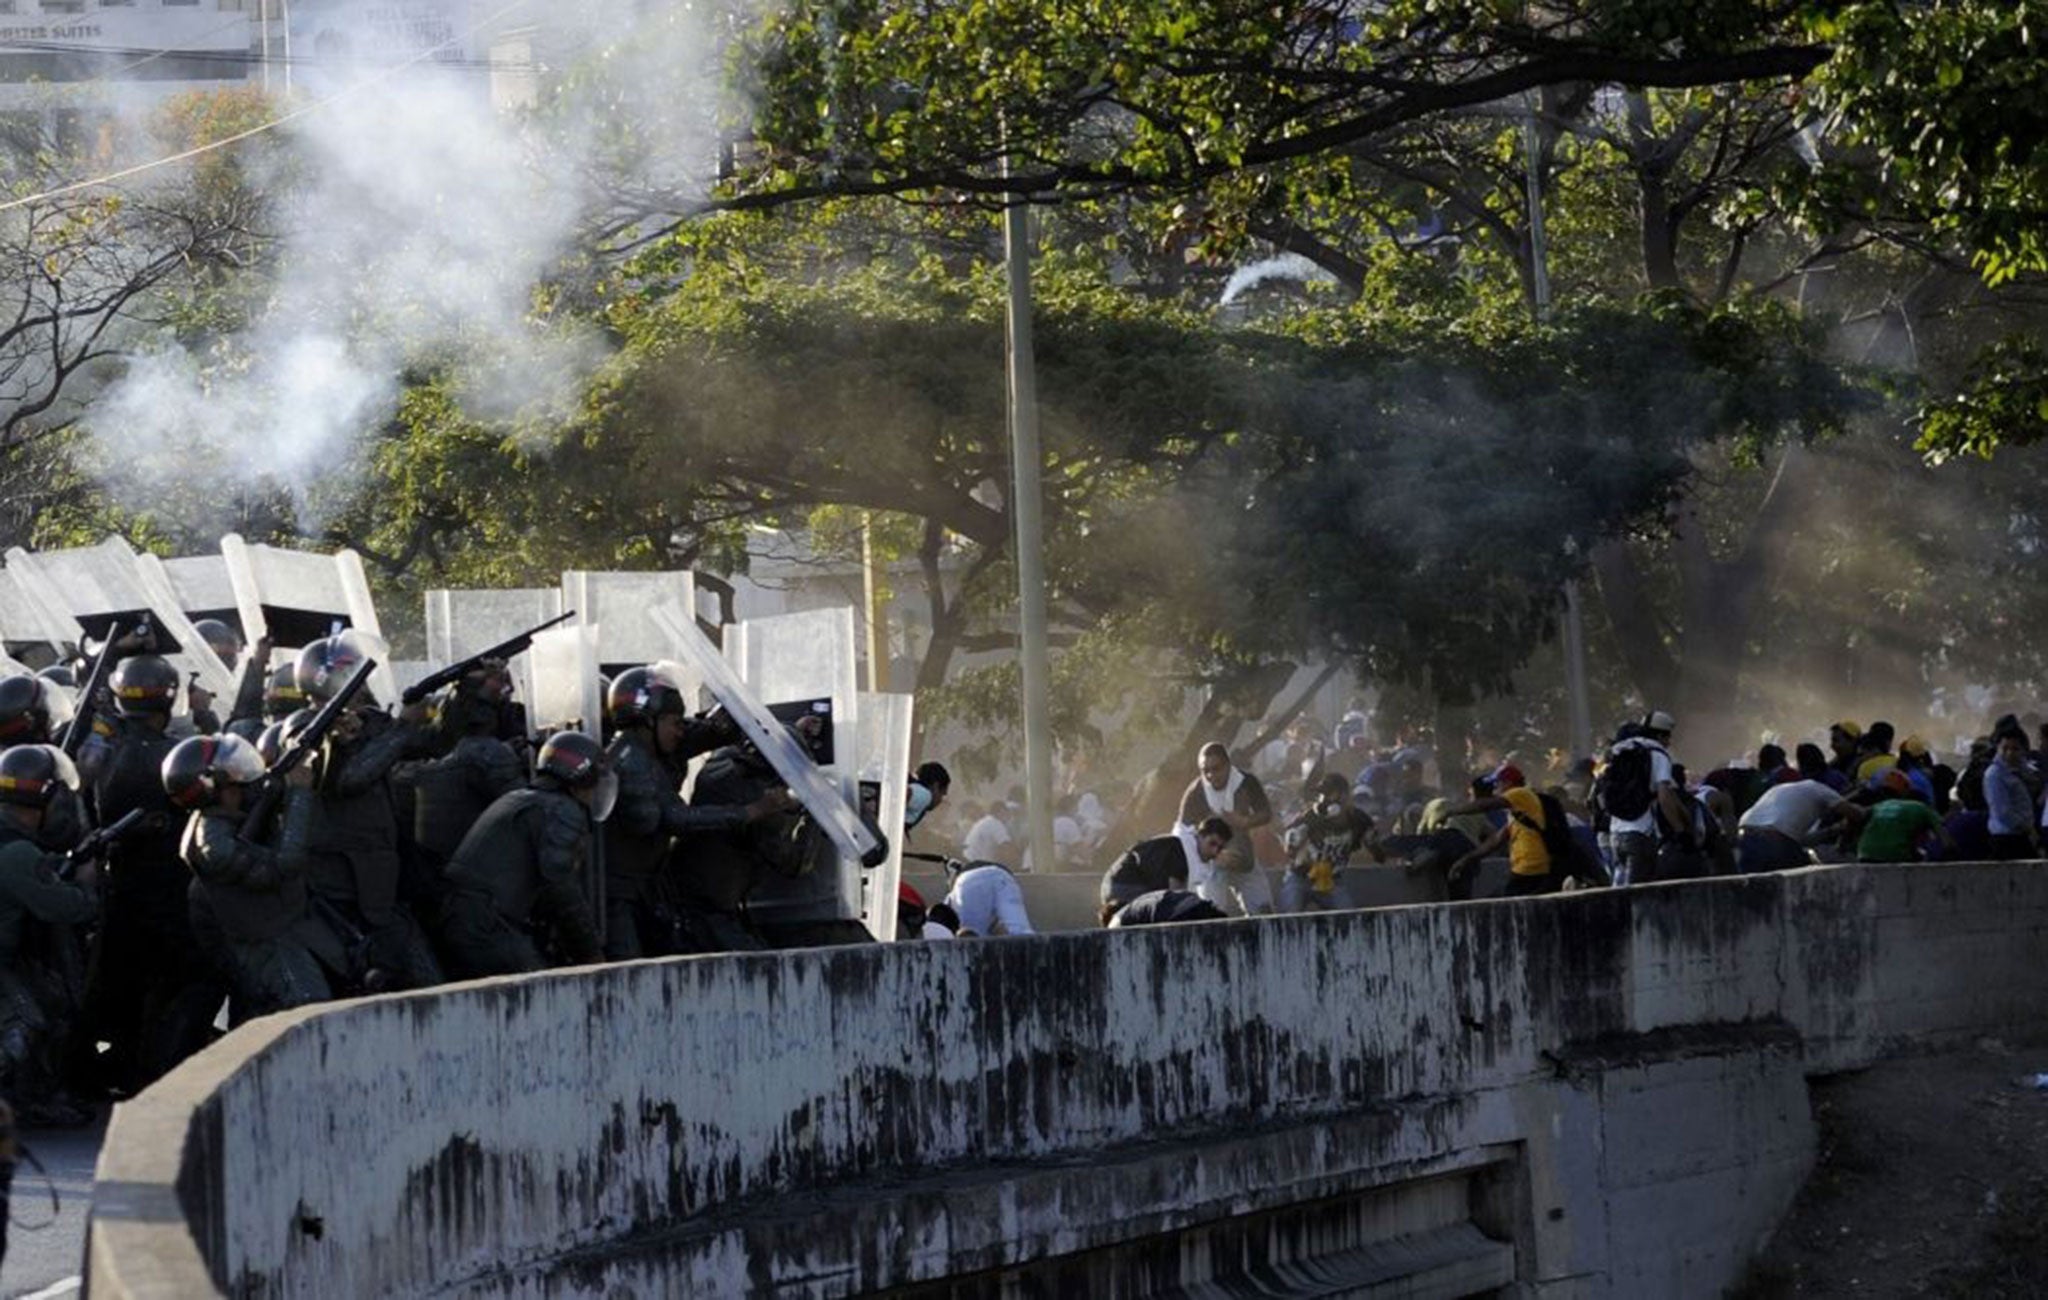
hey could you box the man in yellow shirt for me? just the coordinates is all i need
[1441,764,1558,898]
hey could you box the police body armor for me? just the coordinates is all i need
[443,785,602,965]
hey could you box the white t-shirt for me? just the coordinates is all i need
[963,814,1014,865]
[1739,780,1844,841]
[1606,739,1674,837]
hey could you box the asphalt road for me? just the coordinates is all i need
[1,1116,102,1298]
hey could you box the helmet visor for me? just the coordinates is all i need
[214,734,270,785]
[587,768,619,824]
[38,679,76,732]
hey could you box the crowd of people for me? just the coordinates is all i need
[5,612,2040,1127]
[0,623,898,1126]
[1088,703,2048,926]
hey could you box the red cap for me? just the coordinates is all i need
[1491,764,1525,789]
[898,882,927,909]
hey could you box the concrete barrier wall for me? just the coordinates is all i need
[88,862,2048,1298]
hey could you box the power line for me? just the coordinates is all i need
[0,0,535,214]
[0,39,539,74]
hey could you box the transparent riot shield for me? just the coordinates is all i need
[4,539,235,699]
[526,621,606,939]
[855,691,914,940]
[0,563,75,663]
[221,534,395,705]
[728,607,861,810]
[527,623,604,738]
[0,646,31,678]
[649,604,878,865]
[559,571,696,675]
[424,587,564,718]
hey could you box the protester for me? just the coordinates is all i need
[1854,773,1953,863]
[1983,729,2040,860]
[1100,817,1229,926]
[1597,712,1685,886]
[1736,779,1863,873]
[1278,773,1377,912]
[943,860,1035,936]
[1440,765,1559,897]
[1107,889,1227,928]
[1176,743,1275,916]
[961,801,1014,866]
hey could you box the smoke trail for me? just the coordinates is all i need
[1218,253,1335,307]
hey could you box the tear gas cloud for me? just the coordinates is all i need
[84,0,728,520]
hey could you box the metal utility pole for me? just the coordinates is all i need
[860,512,885,691]
[1002,162,1057,873]
[1524,93,1594,760]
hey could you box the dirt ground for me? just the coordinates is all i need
[1738,1043,2048,1298]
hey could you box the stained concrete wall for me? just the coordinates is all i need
[88,862,2048,1298]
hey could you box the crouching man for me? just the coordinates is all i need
[1099,816,1230,926]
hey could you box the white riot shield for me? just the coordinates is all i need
[855,691,914,941]
[4,539,235,698]
[424,587,564,718]
[221,534,395,705]
[152,554,241,631]
[560,571,695,674]
[0,564,75,663]
[527,623,604,737]
[649,604,878,865]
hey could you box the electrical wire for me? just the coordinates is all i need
[0,38,537,74]
[0,0,534,215]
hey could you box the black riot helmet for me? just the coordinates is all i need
[294,629,387,704]
[36,664,76,691]
[190,618,243,666]
[606,666,688,729]
[162,733,268,810]
[0,744,81,809]
[264,662,306,721]
[109,654,180,717]
[0,675,75,746]
[535,730,619,822]
[225,716,267,745]
[255,719,290,767]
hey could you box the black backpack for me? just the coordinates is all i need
[1598,743,1659,821]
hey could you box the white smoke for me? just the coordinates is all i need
[1218,253,1337,308]
[85,0,725,519]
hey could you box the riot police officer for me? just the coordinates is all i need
[0,746,98,1124]
[437,731,615,978]
[408,659,525,879]
[0,676,74,750]
[185,622,270,736]
[295,631,444,991]
[81,655,222,1092]
[601,667,777,960]
[261,661,306,724]
[165,734,339,1019]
